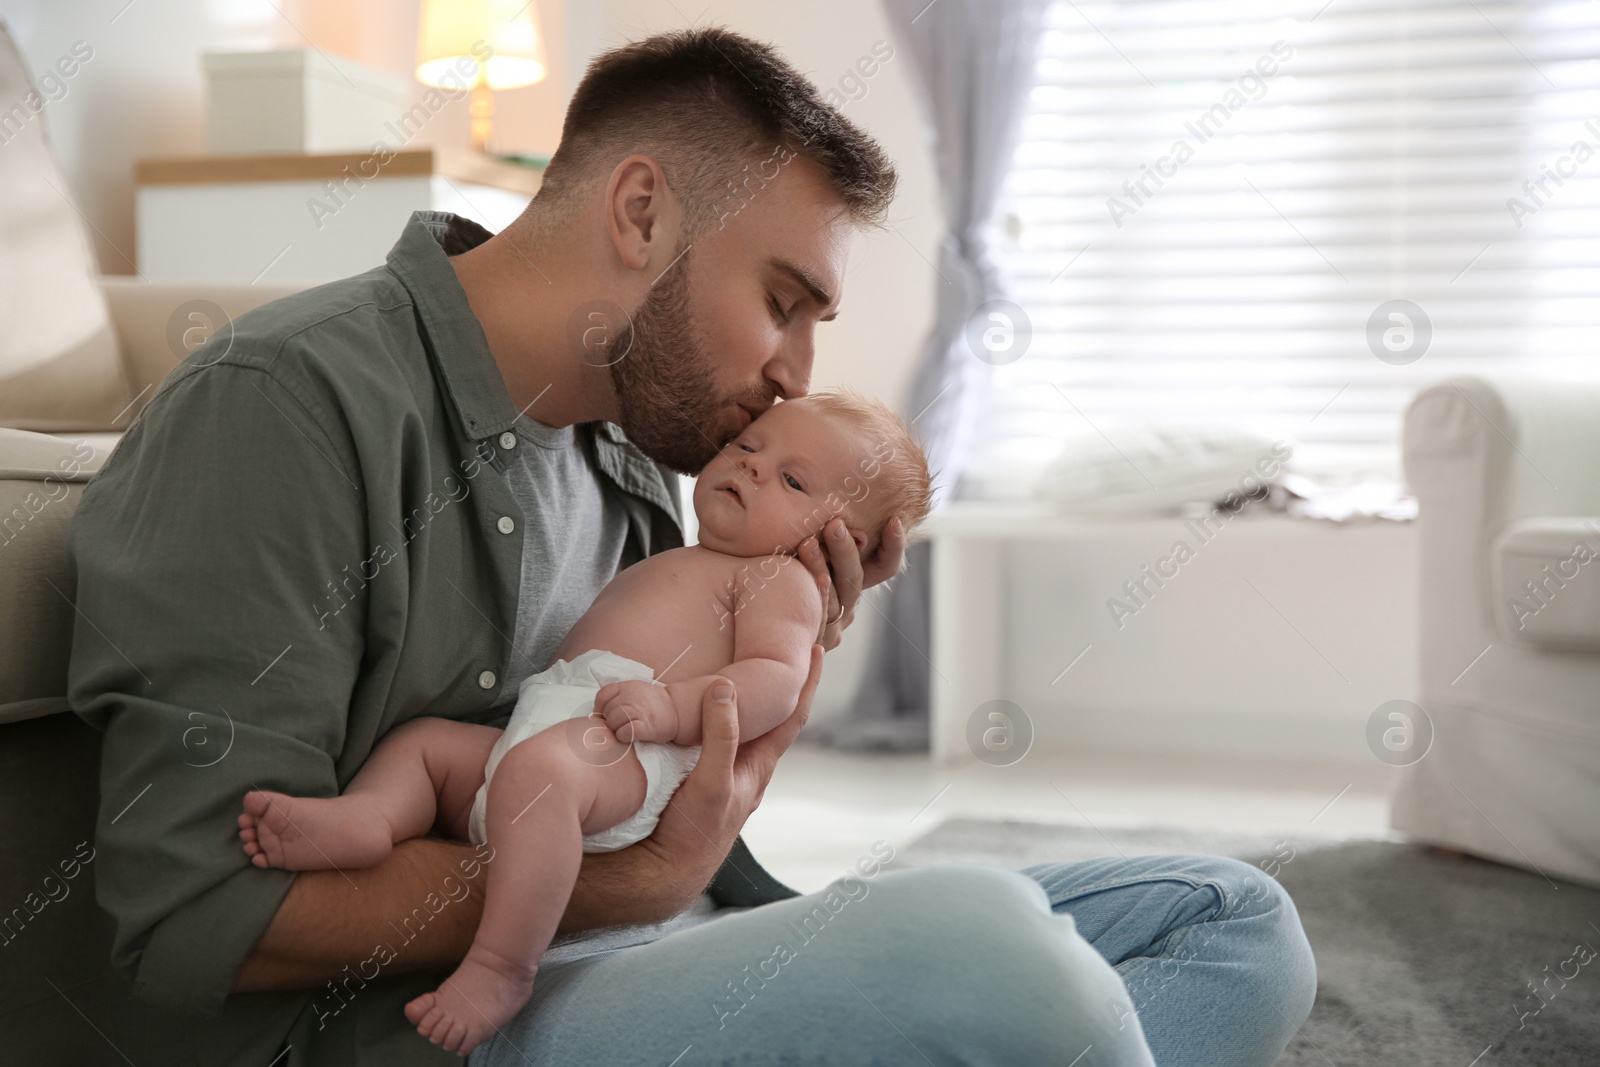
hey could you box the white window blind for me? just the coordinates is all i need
[966,0,1600,494]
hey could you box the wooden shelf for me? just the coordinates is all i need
[135,146,543,197]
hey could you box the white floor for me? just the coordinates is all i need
[742,744,1398,893]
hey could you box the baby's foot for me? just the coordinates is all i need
[237,790,391,871]
[404,946,537,1056]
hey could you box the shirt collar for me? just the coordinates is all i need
[385,209,517,440]
[384,210,683,525]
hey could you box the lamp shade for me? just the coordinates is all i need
[416,0,547,90]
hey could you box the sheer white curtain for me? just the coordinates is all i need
[965,0,1600,497]
[822,0,1051,750]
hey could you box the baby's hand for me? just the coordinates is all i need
[595,679,678,743]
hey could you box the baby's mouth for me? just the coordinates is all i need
[720,483,744,507]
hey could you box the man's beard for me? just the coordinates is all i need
[609,247,762,474]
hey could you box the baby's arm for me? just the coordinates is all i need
[597,557,822,746]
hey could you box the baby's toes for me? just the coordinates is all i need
[404,992,434,1026]
[422,1006,450,1041]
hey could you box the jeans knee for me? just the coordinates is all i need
[1265,875,1317,1025]
[1188,855,1318,1022]
[850,866,1153,1064]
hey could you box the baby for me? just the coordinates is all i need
[236,389,932,1056]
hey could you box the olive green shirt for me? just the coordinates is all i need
[64,210,794,1066]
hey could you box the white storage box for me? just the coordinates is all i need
[203,49,408,156]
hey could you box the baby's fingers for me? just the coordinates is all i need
[593,682,621,714]
[600,701,639,742]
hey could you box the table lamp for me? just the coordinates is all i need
[416,0,547,155]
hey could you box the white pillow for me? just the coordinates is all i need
[1036,422,1293,515]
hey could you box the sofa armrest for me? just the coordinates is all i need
[99,276,306,407]
[1404,375,1600,526]
[1402,375,1600,691]
[0,429,107,725]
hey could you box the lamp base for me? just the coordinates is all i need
[470,83,494,155]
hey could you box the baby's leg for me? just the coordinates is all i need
[239,718,501,871]
[405,721,647,1055]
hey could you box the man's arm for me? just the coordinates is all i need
[234,646,827,991]
[233,838,484,991]
[66,361,368,1017]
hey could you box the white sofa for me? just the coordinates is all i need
[1393,375,1600,889]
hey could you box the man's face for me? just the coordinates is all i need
[693,400,872,557]
[609,156,853,474]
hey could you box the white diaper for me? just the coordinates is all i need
[466,649,702,853]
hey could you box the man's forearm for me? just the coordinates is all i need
[231,837,489,992]
[232,834,716,993]
[559,837,714,933]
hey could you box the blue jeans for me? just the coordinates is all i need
[469,855,1317,1066]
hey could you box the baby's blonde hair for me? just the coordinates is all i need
[786,388,935,557]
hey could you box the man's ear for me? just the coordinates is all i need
[605,154,678,273]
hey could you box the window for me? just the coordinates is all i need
[966,0,1600,495]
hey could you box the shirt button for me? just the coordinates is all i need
[479,670,496,690]
[499,432,517,450]
[497,515,515,535]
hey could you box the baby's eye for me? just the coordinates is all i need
[784,473,803,491]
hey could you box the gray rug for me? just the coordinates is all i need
[900,819,1600,1067]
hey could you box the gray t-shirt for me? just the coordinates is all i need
[483,414,737,952]
[489,414,631,718]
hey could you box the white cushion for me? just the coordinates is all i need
[1035,422,1292,515]
[1494,518,1600,650]
[0,24,131,432]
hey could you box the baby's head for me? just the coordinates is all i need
[692,389,933,561]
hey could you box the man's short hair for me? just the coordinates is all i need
[533,28,897,238]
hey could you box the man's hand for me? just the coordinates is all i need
[799,515,906,651]
[560,643,824,932]
[595,679,678,743]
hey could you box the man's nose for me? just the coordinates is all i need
[765,330,815,400]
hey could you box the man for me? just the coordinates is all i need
[66,29,1315,1066]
